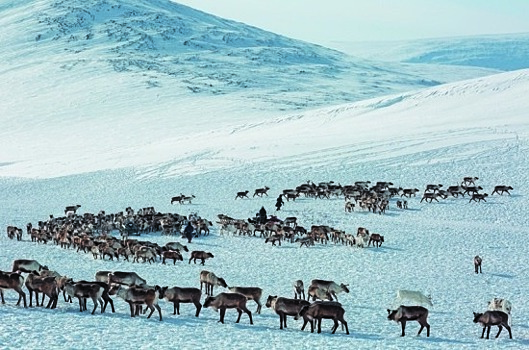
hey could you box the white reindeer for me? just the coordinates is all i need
[395,290,433,307]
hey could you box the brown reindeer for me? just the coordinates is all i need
[491,185,513,196]
[75,280,115,313]
[115,285,163,321]
[420,193,439,203]
[159,286,202,317]
[0,271,27,307]
[474,255,483,274]
[462,177,479,186]
[265,234,282,246]
[345,201,355,212]
[170,195,184,204]
[203,292,253,324]
[387,305,430,337]
[368,233,384,248]
[401,188,420,197]
[189,251,214,265]
[25,272,58,309]
[64,281,104,314]
[266,295,310,329]
[469,193,488,203]
[200,271,227,296]
[253,187,270,197]
[295,301,349,334]
[309,279,349,302]
[293,280,305,300]
[227,286,263,314]
[162,250,183,265]
[235,191,250,199]
[473,311,512,339]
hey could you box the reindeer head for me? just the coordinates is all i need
[340,283,350,293]
[265,295,277,308]
[473,312,484,323]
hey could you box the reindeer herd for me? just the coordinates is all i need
[2,175,517,339]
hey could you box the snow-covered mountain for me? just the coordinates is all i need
[329,32,529,71]
[1,0,499,114]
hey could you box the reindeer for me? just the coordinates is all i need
[159,286,202,317]
[266,295,310,329]
[164,242,189,252]
[203,292,253,324]
[200,271,227,296]
[469,193,488,203]
[401,188,420,197]
[491,185,513,196]
[64,205,81,216]
[6,226,23,241]
[295,236,314,248]
[473,311,512,339]
[235,191,250,199]
[63,281,104,314]
[0,271,27,307]
[227,286,263,314]
[474,256,482,274]
[295,301,349,334]
[170,195,184,204]
[487,298,512,325]
[309,280,349,302]
[162,250,183,265]
[307,285,333,302]
[25,271,58,309]
[344,200,355,212]
[115,285,163,321]
[462,177,479,186]
[395,290,433,307]
[75,280,115,313]
[103,271,147,287]
[12,259,49,273]
[253,187,270,197]
[368,233,384,248]
[387,305,430,337]
[420,193,439,203]
[424,184,443,193]
[293,280,305,300]
[265,234,282,246]
[189,251,214,265]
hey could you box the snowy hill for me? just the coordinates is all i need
[1,69,528,179]
[328,32,529,71]
[0,0,498,114]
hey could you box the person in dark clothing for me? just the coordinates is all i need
[184,222,194,243]
[275,195,284,211]
[258,206,267,224]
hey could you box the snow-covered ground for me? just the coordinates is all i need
[2,1,529,349]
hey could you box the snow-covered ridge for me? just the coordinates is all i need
[1,69,527,179]
[0,0,495,111]
[330,32,529,71]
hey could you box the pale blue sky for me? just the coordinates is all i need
[176,0,529,44]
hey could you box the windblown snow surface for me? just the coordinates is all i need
[2,1,529,349]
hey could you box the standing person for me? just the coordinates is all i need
[259,206,267,224]
[184,221,194,243]
[275,195,284,211]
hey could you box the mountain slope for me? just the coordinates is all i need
[0,0,494,113]
[1,69,528,179]
[328,32,529,71]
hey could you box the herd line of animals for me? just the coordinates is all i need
[3,176,515,339]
